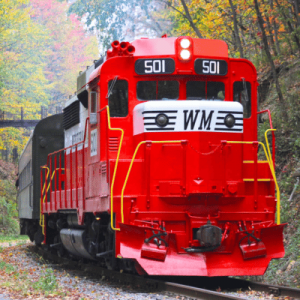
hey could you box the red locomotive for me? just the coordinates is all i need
[18,36,285,276]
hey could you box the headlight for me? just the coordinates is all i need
[225,114,235,128]
[180,50,191,60]
[180,38,191,49]
[155,114,168,127]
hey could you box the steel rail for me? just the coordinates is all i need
[226,278,300,299]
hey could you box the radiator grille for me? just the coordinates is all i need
[63,100,80,130]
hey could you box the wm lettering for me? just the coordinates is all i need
[183,110,214,130]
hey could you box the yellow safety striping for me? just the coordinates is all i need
[243,178,271,182]
[106,106,124,231]
[243,160,268,163]
[40,167,64,235]
[121,140,182,224]
[227,133,280,225]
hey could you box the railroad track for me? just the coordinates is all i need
[30,245,300,300]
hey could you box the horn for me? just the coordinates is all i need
[124,45,135,56]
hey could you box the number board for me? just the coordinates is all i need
[194,59,228,76]
[135,58,175,75]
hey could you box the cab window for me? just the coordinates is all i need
[108,80,128,117]
[233,81,251,118]
[186,81,225,100]
[91,91,97,113]
[137,80,179,100]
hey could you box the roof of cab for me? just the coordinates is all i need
[88,37,228,83]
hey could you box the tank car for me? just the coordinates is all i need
[18,36,285,276]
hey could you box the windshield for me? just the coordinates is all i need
[187,81,225,100]
[137,80,179,100]
[137,80,225,101]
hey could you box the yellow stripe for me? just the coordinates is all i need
[243,178,271,182]
[106,106,124,231]
[228,137,280,225]
[243,160,268,163]
[264,129,280,224]
[121,140,182,222]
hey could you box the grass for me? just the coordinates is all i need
[0,261,16,273]
[0,235,29,243]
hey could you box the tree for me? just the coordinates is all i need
[68,0,156,50]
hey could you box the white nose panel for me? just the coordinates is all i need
[133,100,243,135]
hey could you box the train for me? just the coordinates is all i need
[18,36,285,276]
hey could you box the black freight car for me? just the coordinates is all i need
[18,114,64,244]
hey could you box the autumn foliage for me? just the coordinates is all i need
[0,0,99,157]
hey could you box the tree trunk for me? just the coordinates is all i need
[228,0,244,57]
[265,15,278,56]
[179,0,203,38]
[294,0,300,27]
[253,0,288,121]
[269,0,281,55]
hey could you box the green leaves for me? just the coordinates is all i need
[69,0,154,50]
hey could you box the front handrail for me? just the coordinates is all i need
[227,140,280,225]
[100,106,124,231]
[257,109,275,163]
[120,140,182,224]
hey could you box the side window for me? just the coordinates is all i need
[108,80,128,117]
[90,91,98,124]
[233,81,251,118]
[91,91,97,113]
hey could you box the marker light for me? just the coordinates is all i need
[180,50,191,60]
[180,38,191,49]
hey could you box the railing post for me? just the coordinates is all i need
[145,141,152,209]
[70,147,73,208]
[40,168,43,216]
[253,142,258,210]
[21,107,24,121]
[76,145,78,208]
[50,155,52,211]
[182,140,187,196]
[64,149,67,208]
[59,152,62,209]
[221,140,227,191]
[54,154,57,211]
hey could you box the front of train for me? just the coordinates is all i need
[107,36,285,276]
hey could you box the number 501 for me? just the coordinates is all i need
[202,60,220,74]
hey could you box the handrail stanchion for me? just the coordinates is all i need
[49,155,52,211]
[64,149,67,208]
[54,154,57,211]
[227,139,280,225]
[145,141,151,209]
[59,152,62,209]
[253,142,258,210]
[70,146,73,208]
[76,144,78,208]
[120,140,182,226]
